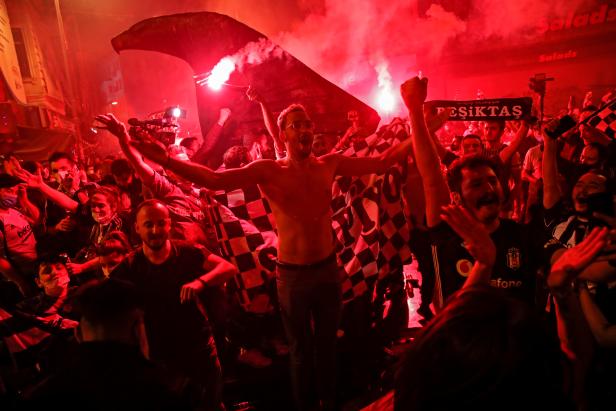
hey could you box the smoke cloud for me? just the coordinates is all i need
[232,38,288,71]
[270,0,593,105]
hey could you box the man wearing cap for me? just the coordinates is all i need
[0,173,40,300]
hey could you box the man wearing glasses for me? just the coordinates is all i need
[97,79,425,410]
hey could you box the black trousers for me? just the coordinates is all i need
[276,257,342,411]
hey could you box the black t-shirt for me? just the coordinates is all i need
[110,241,212,364]
[429,219,546,307]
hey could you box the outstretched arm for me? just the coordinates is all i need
[332,105,449,177]
[542,121,563,210]
[16,185,40,225]
[95,114,156,187]
[402,77,450,227]
[130,130,276,191]
[12,168,78,213]
[330,134,413,177]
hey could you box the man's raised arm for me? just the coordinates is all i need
[401,77,450,227]
[542,122,562,210]
[246,86,285,159]
[332,107,450,178]
[95,114,156,187]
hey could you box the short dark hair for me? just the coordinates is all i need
[447,155,501,194]
[277,103,307,131]
[75,279,142,327]
[134,198,167,217]
[223,145,250,169]
[110,158,133,176]
[48,152,75,166]
[37,253,69,267]
[91,186,120,211]
[96,230,132,256]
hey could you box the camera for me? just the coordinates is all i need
[126,106,186,147]
[127,118,178,147]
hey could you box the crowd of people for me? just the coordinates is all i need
[0,76,614,411]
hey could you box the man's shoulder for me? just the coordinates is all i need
[171,240,210,256]
[110,249,144,275]
[250,158,280,169]
[240,158,281,179]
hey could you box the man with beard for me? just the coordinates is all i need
[401,84,544,310]
[110,199,237,411]
[116,82,420,410]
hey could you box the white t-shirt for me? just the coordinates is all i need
[523,144,543,181]
[0,207,37,275]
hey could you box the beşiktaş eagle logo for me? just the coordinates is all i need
[506,247,521,270]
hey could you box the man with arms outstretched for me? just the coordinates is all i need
[96,80,424,411]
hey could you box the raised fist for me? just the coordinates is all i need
[400,76,428,110]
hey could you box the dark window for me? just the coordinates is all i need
[11,28,31,78]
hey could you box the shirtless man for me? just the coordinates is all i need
[96,77,425,411]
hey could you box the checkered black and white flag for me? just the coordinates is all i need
[584,97,616,139]
[207,118,413,311]
[332,118,413,301]
[207,184,279,313]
